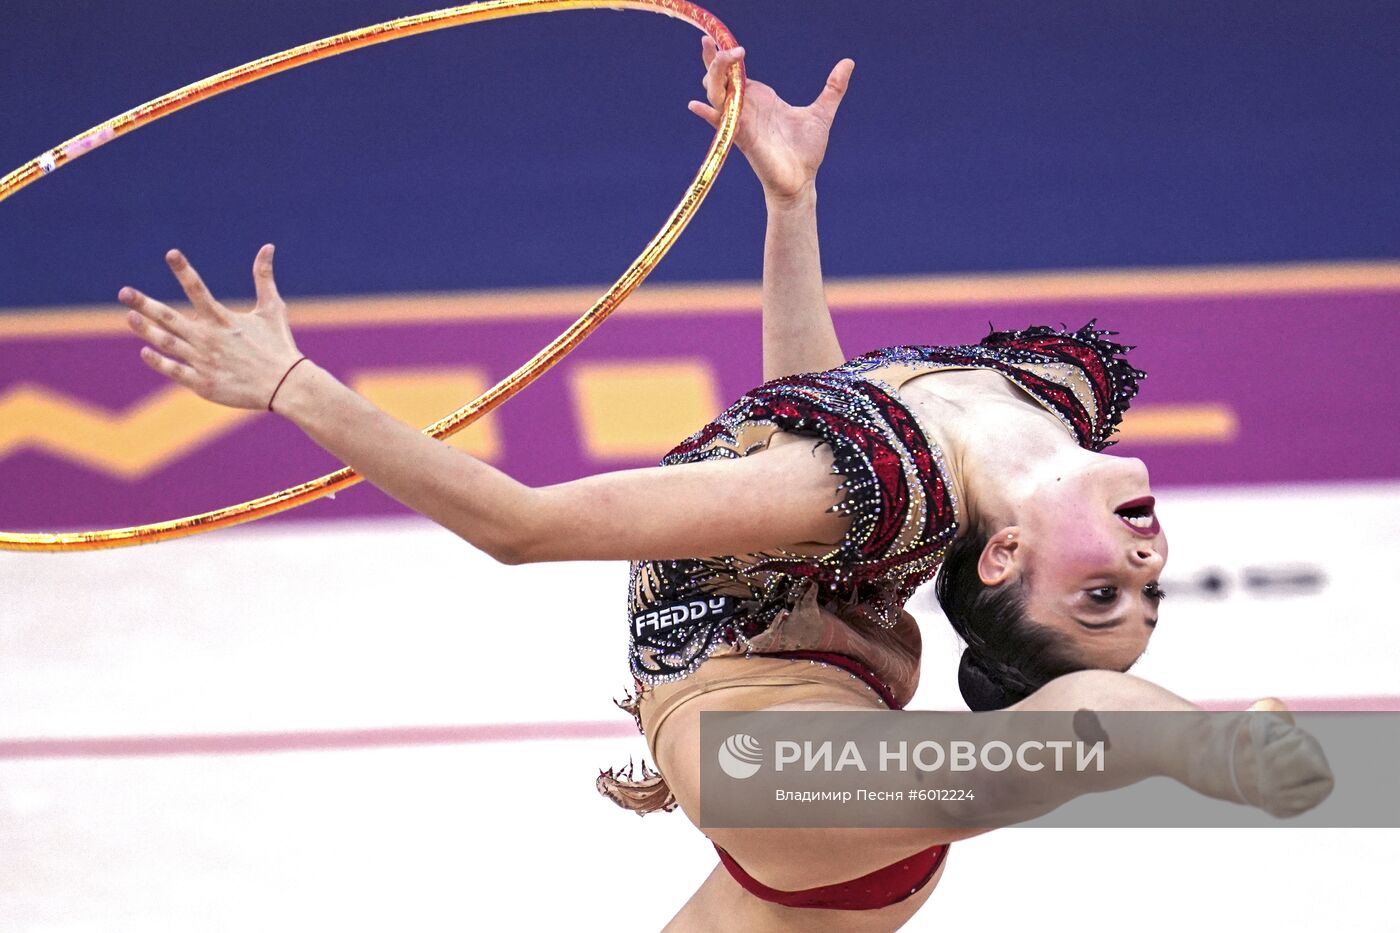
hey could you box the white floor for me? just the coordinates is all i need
[2,482,1398,931]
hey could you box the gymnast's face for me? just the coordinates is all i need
[982,454,1167,671]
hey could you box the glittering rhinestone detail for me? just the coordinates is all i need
[623,322,1144,689]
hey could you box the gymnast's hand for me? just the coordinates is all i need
[687,36,854,203]
[119,245,303,410]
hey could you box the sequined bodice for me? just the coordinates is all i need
[625,323,1144,695]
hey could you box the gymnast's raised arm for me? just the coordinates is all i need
[688,38,852,381]
[117,247,848,565]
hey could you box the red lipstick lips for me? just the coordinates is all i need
[1114,496,1160,538]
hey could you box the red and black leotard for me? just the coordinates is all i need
[625,322,1145,695]
[604,323,1144,910]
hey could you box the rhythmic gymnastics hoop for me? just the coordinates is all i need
[0,0,744,552]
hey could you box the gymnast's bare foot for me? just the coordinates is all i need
[1227,699,1332,818]
[1247,696,1295,724]
[1178,698,1331,818]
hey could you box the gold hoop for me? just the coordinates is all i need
[0,0,744,552]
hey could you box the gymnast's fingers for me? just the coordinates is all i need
[165,249,228,322]
[118,286,196,340]
[811,58,855,122]
[138,344,202,391]
[703,46,743,109]
[251,243,282,308]
[700,34,715,70]
[687,99,721,129]
[701,42,725,99]
[125,309,198,364]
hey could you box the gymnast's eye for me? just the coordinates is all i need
[1087,586,1118,604]
[1144,582,1167,602]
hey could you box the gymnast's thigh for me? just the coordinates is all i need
[649,681,976,895]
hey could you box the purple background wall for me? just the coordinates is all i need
[3,280,1396,531]
[2,2,1397,532]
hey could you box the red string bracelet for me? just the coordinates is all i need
[267,356,309,412]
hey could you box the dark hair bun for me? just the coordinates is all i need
[958,649,1018,711]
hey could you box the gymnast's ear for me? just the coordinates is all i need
[977,527,1020,586]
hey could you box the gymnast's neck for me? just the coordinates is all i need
[900,371,1099,532]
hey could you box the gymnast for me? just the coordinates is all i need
[116,38,1331,932]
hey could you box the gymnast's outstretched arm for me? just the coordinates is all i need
[118,247,848,565]
[118,253,1336,826]
[688,39,851,381]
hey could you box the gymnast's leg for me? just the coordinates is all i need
[652,671,1330,931]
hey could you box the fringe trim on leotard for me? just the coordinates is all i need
[596,759,677,815]
[979,320,1146,449]
[601,685,677,814]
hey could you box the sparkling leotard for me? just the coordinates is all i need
[600,324,1143,814]
[626,323,1144,691]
